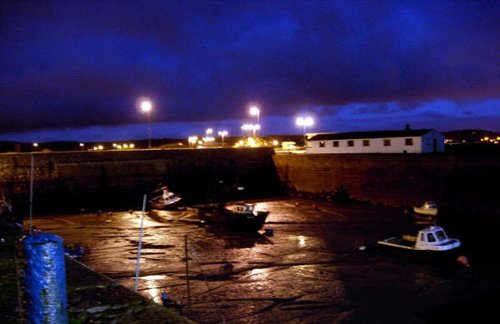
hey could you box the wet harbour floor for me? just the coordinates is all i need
[29,199,500,323]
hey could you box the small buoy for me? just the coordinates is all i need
[295,201,299,207]
[358,245,366,251]
[312,203,318,210]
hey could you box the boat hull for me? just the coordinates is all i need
[376,243,464,263]
[412,207,438,216]
[150,197,182,210]
[198,206,269,232]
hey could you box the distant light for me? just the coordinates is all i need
[272,140,279,146]
[130,143,135,148]
[247,137,256,146]
[296,116,314,127]
[79,143,85,147]
[33,142,38,147]
[249,106,260,116]
[140,100,152,113]
[206,128,213,135]
[188,136,198,144]
[218,130,228,137]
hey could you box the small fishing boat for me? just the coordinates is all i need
[198,202,269,232]
[413,201,438,216]
[377,225,460,252]
[149,186,182,210]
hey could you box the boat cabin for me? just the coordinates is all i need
[230,203,255,214]
[416,226,454,250]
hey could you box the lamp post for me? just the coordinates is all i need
[140,99,153,148]
[218,130,228,147]
[249,106,260,136]
[296,116,314,146]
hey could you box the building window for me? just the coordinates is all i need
[362,140,370,147]
[333,141,339,147]
[405,138,413,146]
[319,141,325,148]
[347,140,354,147]
[383,139,391,146]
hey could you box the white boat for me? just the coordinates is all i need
[149,186,182,210]
[413,201,438,216]
[377,225,460,252]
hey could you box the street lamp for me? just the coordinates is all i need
[241,124,260,137]
[140,99,153,148]
[296,116,314,145]
[249,106,260,136]
[218,130,228,146]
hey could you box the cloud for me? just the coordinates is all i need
[0,0,499,138]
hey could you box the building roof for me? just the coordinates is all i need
[308,129,435,141]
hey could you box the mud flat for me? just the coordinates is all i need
[23,198,500,323]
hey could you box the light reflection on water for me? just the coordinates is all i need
[297,235,306,247]
[142,275,166,303]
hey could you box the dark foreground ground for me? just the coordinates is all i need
[2,198,500,323]
[0,244,192,323]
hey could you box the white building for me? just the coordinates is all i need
[306,129,445,154]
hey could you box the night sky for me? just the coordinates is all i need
[1,1,499,142]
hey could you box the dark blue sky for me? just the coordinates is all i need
[1,0,499,142]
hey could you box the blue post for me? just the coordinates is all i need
[23,233,68,324]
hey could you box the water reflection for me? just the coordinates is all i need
[142,274,166,303]
[297,235,306,247]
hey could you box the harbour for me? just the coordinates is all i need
[24,198,500,323]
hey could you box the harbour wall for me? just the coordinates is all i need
[0,148,283,213]
[1,148,498,214]
[272,153,499,212]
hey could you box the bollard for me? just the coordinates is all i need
[23,233,68,324]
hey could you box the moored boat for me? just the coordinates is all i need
[149,186,182,210]
[377,225,460,252]
[413,201,438,216]
[197,202,269,232]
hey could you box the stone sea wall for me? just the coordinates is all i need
[273,153,499,212]
[1,148,498,214]
[0,148,283,213]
